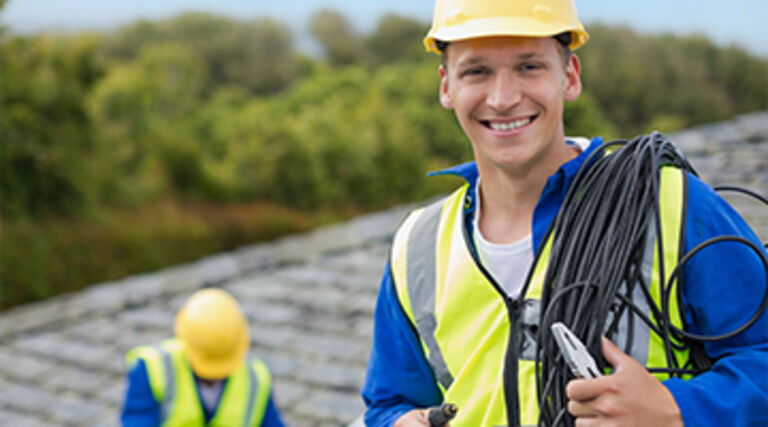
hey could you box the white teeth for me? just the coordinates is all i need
[489,118,532,131]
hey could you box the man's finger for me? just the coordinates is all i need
[574,416,600,427]
[568,397,599,417]
[566,375,610,401]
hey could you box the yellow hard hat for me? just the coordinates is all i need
[174,288,250,379]
[424,0,589,54]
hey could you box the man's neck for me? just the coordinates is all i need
[476,175,540,244]
[476,141,580,244]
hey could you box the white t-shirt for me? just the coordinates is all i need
[471,137,589,298]
[472,179,533,299]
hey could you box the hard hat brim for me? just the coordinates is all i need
[424,17,588,53]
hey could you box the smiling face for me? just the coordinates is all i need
[439,36,582,178]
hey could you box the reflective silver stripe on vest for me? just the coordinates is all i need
[520,299,541,360]
[521,227,656,362]
[156,345,175,422]
[242,362,259,427]
[407,201,454,390]
[613,222,655,364]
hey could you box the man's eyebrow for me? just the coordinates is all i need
[517,52,539,59]
[456,56,487,68]
[456,51,544,67]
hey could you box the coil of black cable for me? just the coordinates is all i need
[532,132,768,426]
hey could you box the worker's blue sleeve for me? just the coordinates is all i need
[663,174,768,426]
[361,268,443,426]
[120,359,286,427]
[121,359,161,426]
[261,392,285,427]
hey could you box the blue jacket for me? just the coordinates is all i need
[362,137,768,426]
[121,359,285,426]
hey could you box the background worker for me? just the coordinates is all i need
[121,288,284,426]
[361,0,768,426]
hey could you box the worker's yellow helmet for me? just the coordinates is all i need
[174,288,250,379]
[424,0,589,54]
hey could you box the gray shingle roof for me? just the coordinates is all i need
[0,111,766,426]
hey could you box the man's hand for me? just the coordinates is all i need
[566,337,683,426]
[394,409,431,426]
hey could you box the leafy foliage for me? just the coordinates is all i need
[1,11,767,307]
[102,13,304,95]
[578,24,768,135]
[366,14,426,66]
[1,33,106,219]
[308,9,366,66]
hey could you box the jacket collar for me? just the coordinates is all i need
[427,137,605,216]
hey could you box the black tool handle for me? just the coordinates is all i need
[428,403,458,427]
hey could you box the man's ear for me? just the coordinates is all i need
[563,54,582,102]
[439,65,453,109]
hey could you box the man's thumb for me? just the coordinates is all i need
[601,336,625,368]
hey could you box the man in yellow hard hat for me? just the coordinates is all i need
[361,0,768,426]
[121,288,285,426]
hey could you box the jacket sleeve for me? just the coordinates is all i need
[361,265,443,426]
[664,174,768,426]
[259,392,285,427]
[121,359,161,427]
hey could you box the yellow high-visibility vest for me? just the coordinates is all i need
[126,339,272,427]
[391,166,690,426]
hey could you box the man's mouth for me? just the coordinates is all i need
[480,115,537,131]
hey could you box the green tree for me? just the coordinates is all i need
[87,42,207,202]
[564,91,618,139]
[714,46,768,113]
[308,9,365,66]
[577,24,768,135]
[102,13,303,95]
[0,33,107,219]
[367,14,427,66]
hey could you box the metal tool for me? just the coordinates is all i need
[551,322,602,379]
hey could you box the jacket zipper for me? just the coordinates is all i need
[504,297,521,427]
[462,204,523,427]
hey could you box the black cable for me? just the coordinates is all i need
[664,235,768,342]
[714,186,768,248]
[715,186,768,206]
[532,132,768,426]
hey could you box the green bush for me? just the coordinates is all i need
[0,202,312,309]
[3,13,768,309]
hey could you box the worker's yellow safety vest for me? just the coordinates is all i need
[126,339,272,427]
[390,166,692,427]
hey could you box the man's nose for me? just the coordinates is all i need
[486,73,522,113]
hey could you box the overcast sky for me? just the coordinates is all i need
[3,0,767,58]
